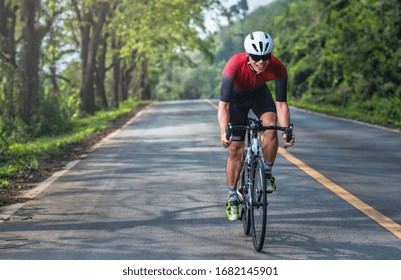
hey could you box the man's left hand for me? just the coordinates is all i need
[282,132,295,148]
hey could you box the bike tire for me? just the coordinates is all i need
[240,165,251,236]
[250,157,267,252]
[241,132,252,235]
[242,207,251,236]
[237,160,251,235]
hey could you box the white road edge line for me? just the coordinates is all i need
[0,105,150,223]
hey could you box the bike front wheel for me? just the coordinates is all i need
[238,163,251,235]
[250,157,267,252]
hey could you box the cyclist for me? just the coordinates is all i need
[218,31,295,221]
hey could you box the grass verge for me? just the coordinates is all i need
[0,99,150,205]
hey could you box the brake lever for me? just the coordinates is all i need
[283,123,294,149]
[225,124,232,141]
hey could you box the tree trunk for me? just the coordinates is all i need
[19,0,41,125]
[0,1,18,129]
[139,60,150,100]
[111,35,120,108]
[48,29,59,94]
[95,33,108,108]
[18,0,53,127]
[76,1,108,115]
[120,64,128,101]
[121,60,135,101]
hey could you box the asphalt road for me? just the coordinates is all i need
[0,100,400,259]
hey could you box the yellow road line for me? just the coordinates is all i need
[279,146,401,239]
[205,99,401,239]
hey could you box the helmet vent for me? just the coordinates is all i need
[251,44,258,52]
[259,41,264,53]
[264,42,270,52]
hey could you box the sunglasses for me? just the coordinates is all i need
[249,53,271,62]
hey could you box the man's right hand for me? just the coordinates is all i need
[220,135,231,148]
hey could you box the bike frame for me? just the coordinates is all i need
[241,127,261,203]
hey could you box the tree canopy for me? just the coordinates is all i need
[1,0,400,149]
[173,0,401,127]
[0,0,222,143]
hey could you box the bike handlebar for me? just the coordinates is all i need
[225,118,294,145]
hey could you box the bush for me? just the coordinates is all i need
[32,94,73,137]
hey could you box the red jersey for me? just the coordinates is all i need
[220,52,288,102]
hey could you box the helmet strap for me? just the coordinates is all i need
[247,57,259,74]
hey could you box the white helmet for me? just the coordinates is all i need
[244,31,274,55]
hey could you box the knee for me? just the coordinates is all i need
[228,144,243,160]
[262,130,278,148]
[263,130,277,141]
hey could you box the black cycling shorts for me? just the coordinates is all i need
[229,84,276,141]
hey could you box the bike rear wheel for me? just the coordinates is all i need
[250,157,267,252]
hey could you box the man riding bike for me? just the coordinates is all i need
[217,31,295,221]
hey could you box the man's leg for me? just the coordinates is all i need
[225,140,244,221]
[226,141,244,187]
[260,112,278,168]
[260,112,278,192]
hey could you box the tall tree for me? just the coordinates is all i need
[19,0,55,126]
[0,0,18,133]
[95,31,109,108]
[71,0,109,116]
[111,33,121,108]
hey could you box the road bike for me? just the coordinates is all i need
[226,118,293,252]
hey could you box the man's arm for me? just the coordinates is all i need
[218,101,231,147]
[276,101,290,127]
[276,101,295,147]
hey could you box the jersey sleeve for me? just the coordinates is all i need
[219,56,239,102]
[275,75,287,102]
[220,74,234,102]
[271,57,288,102]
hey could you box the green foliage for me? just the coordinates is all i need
[0,0,220,141]
[0,99,149,185]
[1,179,10,189]
[113,0,219,68]
[0,0,225,189]
[32,93,73,138]
[155,58,222,100]
[211,0,401,129]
